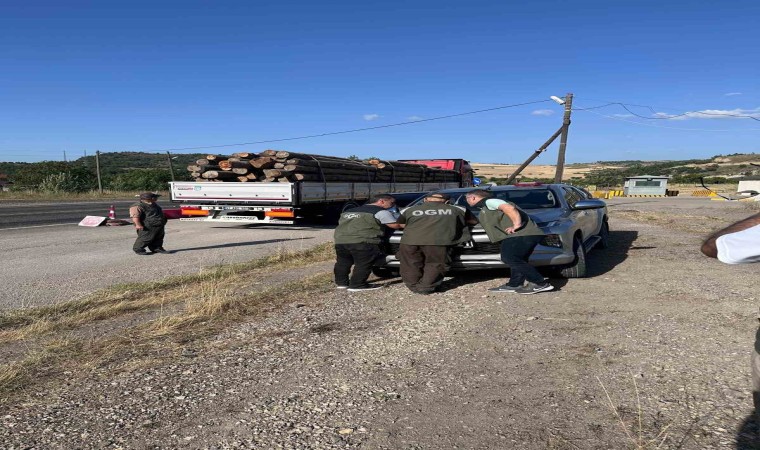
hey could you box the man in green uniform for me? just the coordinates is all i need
[465,189,552,294]
[130,192,168,255]
[396,193,472,294]
[333,194,402,292]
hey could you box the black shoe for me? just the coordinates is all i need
[515,282,554,295]
[347,284,383,292]
[488,284,522,293]
[151,248,170,254]
[134,250,152,256]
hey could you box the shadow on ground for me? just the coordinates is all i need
[586,230,639,277]
[170,237,314,253]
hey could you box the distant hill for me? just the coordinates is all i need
[2,151,759,186]
[472,153,760,185]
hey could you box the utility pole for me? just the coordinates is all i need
[166,151,176,182]
[95,150,103,193]
[554,93,573,183]
[505,128,563,185]
[63,150,67,162]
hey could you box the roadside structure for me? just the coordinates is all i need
[623,175,668,196]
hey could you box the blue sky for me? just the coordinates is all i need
[1,0,759,164]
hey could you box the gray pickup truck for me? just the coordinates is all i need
[377,183,609,278]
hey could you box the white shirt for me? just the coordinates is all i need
[716,224,760,264]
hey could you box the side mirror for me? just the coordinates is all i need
[572,199,606,210]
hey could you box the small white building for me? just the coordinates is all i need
[623,175,668,196]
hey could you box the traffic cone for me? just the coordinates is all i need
[108,205,116,219]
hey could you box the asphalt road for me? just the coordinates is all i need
[0,216,334,309]
[0,200,138,229]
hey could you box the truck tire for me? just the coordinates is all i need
[559,236,587,278]
[342,202,359,212]
[372,267,399,278]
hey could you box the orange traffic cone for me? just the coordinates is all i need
[108,205,116,219]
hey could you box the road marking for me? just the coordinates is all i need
[0,222,80,231]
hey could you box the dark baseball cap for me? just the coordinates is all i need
[426,193,450,201]
[139,192,161,199]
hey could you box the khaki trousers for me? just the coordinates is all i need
[397,244,451,294]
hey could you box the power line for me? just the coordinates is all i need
[576,97,760,121]
[141,99,552,152]
[576,106,760,131]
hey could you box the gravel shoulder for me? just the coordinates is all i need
[2,197,759,449]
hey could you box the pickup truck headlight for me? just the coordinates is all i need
[541,234,563,248]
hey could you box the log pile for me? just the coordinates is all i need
[186,151,461,184]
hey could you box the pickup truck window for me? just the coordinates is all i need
[562,187,583,207]
[452,189,558,210]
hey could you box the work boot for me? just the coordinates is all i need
[134,249,151,256]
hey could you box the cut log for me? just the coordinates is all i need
[236,176,250,182]
[250,157,276,169]
[232,168,250,175]
[232,152,256,158]
[202,170,241,180]
[219,160,253,170]
[196,159,212,166]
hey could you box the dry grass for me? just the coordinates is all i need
[0,243,335,342]
[0,190,166,201]
[471,163,624,181]
[610,210,723,234]
[597,374,675,449]
[0,244,336,401]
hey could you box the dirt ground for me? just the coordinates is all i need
[2,197,760,449]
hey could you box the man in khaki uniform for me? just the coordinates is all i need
[333,194,402,292]
[130,192,168,255]
[396,193,471,294]
[465,189,551,294]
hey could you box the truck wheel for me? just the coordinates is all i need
[342,202,359,212]
[372,267,399,278]
[559,236,587,278]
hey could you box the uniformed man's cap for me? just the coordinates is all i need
[426,193,450,201]
[139,192,161,199]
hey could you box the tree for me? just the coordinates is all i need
[108,169,173,191]
[12,161,96,191]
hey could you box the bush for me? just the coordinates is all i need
[108,169,172,191]
[38,172,93,193]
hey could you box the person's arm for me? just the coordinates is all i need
[376,210,405,230]
[129,206,144,230]
[701,212,760,259]
[497,203,523,234]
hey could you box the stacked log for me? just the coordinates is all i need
[185,151,460,184]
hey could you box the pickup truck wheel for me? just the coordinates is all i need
[559,236,587,278]
[597,221,610,249]
[372,267,399,278]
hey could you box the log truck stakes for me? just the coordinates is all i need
[170,151,475,224]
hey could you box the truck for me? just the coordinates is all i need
[170,158,474,224]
